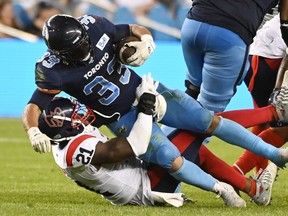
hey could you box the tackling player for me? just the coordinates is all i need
[40,96,244,207]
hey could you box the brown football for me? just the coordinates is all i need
[116,36,140,64]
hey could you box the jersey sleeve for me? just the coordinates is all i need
[65,134,99,168]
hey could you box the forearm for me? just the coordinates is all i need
[22,103,42,132]
[129,24,152,39]
[280,0,288,21]
[274,54,288,89]
[126,112,153,156]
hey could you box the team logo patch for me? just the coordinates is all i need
[44,107,65,128]
[96,34,110,51]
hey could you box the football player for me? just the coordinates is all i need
[40,96,275,207]
[22,14,288,205]
[233,13,288,176]
[41,96,244,207]
[181,0,288,112]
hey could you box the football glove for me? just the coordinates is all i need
[27,127,51,153]
[135,73,158,101]
[134,73,167,122]
[138,92,156,116]
[280,20,288,47]
[126,34,156,66]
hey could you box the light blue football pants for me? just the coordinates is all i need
[181,19,250,112]
[107,83,285,192]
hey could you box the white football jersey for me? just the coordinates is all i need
[250,14,286,58]
[52,127,154,206]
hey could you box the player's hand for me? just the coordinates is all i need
[126,34,156,66]
[27,127,51,153]
[135,73,159,102]
[138,92,156,116]
[134,73,167,122]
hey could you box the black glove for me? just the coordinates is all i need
[137,92,156,116]
[280,20,288,47]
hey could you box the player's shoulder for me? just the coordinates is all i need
[65,128,108,168]
[36,51,62,71]
[78,14,110,29]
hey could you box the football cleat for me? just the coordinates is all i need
[278,147,288,167]
[213,182,246,207]
[251,162,278,206]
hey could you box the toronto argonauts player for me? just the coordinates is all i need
[22,14,288,202]
[181,0,288,112]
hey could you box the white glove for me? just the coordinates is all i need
[134,73,167,122]
[126,34,156,66]
[27,127,51,153]
[134,73,159,103]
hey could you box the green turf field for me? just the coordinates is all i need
[1,118,288,216]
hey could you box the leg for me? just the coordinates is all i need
[157,83,287,167]
[108,109,218,191]
[234,126,287,174]
[212,116,286,167]
[233,57,286,174]
[181,19,249,112]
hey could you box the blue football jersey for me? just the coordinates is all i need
[35,15,141,126]
[188,0,279,45]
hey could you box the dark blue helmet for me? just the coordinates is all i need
[42,14,91,63]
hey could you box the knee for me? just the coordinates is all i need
[207,115,221,134]
[155,145,181,170]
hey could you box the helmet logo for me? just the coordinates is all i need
[45,107,66,128]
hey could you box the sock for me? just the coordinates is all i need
[233,150,263,175]
[212,117,284,167]
[233,127,286,174]
[248,178,257,197]
[217,105,276,128]
[198,145,246,191]
[255,128,285,172]
[170,157,217,191]
[251,124,269,135]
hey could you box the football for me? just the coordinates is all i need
[116,36,140,64]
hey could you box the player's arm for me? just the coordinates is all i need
[22,89,56,153]
[274,53,288,89]
[91,93,155,165]
[120,24,155,67]
[267,53,288,107]
[129,24,153,39]
[280,0,288,46]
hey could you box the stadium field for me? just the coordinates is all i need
[1,118,288,216]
